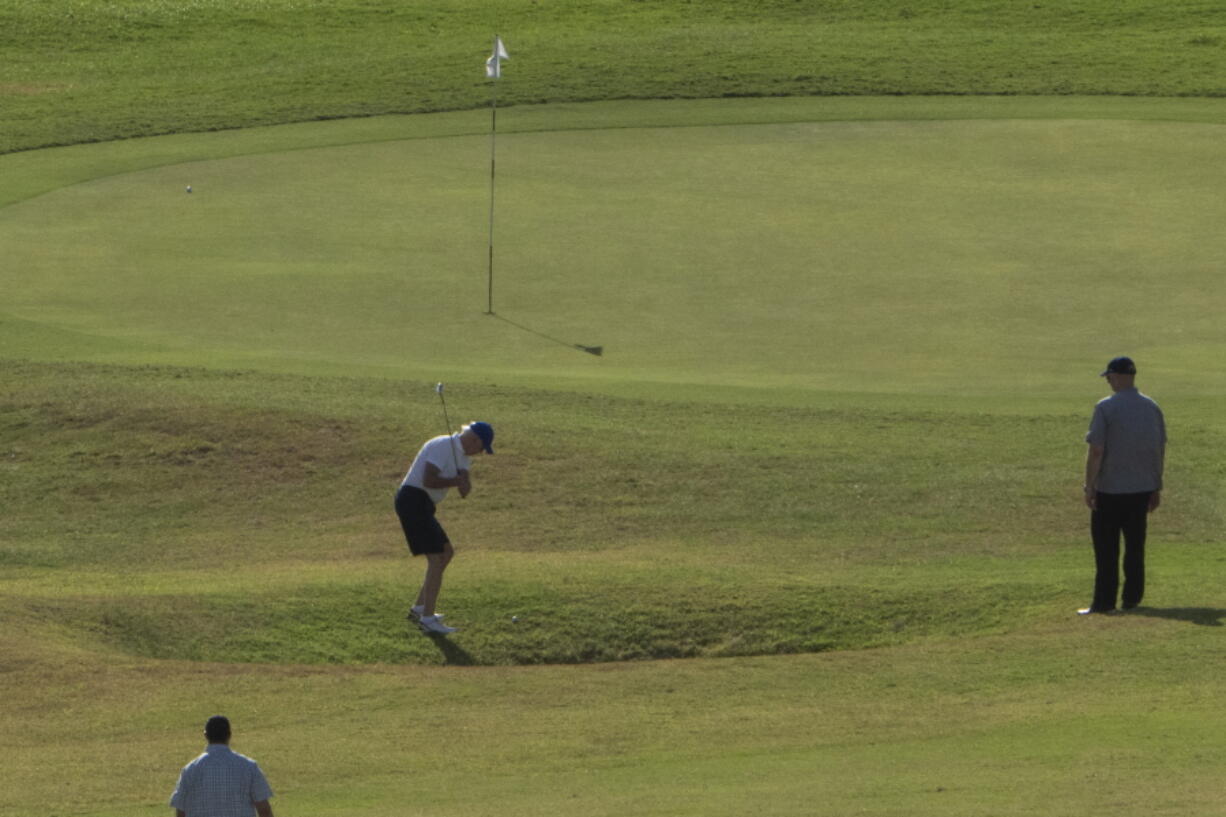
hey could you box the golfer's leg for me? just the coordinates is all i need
[419,543,454,616]
[411,551,433,610]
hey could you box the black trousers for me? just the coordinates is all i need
[1089,491,1152,612]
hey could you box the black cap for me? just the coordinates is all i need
[1100,356,1136,377]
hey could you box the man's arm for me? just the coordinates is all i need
[1084,444,1105,509]
[1147,421,1167,512]
[1149,442,1164,512]
[423,462,471,496]
[254,800,274,817]
[170,766,190,817]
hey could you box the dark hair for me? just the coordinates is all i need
[204,715,232,743]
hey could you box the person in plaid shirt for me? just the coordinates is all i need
[170,716,274,817]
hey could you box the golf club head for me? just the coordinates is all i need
[576,345,603,357]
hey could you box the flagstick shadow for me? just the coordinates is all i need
[487,313,603,357]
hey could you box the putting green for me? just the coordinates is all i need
[3,97,1225,401]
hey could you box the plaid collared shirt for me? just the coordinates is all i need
[169,744,273,817]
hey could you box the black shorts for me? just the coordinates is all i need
[394,485,450,556]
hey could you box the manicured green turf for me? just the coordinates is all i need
[4,0,1226,154]
[5,98,1226,401]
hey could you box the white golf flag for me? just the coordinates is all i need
[485,37,509,78]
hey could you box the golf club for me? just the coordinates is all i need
[435,382,462,476]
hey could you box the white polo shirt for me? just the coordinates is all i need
[401,433,470,505]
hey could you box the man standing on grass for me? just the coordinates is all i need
[1080,356,1166,616]
[169,715,274,817]
[395,421,495,635]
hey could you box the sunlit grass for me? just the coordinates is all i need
[3,0,1226,809]
[4,0,1226,153]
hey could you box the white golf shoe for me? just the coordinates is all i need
[408,605,444,623]
[418,614,457,635]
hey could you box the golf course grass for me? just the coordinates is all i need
[6,97,1226,396]
[4,1,1226,814]
[4,95,1226,816]
[5,0,1226,154]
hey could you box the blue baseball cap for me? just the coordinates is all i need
[468,421,495,453]
[1100,356,1136,376]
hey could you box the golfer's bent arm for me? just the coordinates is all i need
[423,462,470,490]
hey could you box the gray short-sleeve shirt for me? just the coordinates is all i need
[1085,387,1166,494]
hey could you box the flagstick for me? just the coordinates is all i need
[486,36,499,316]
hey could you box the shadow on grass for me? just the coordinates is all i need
[1129,607,1225,626]
[488,313,603,356]
[424,633,477,665]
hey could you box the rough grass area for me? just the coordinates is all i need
[3,358,1104,665]
[5,355,1223,670]
[16,574,1055,666]
[3,0,1226,153]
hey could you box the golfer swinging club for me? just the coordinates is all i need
[395,406,494,635]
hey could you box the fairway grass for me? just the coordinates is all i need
[6,617,1225,816]
[4,96,1226,815]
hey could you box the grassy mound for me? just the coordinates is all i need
[5,358,1092,666]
